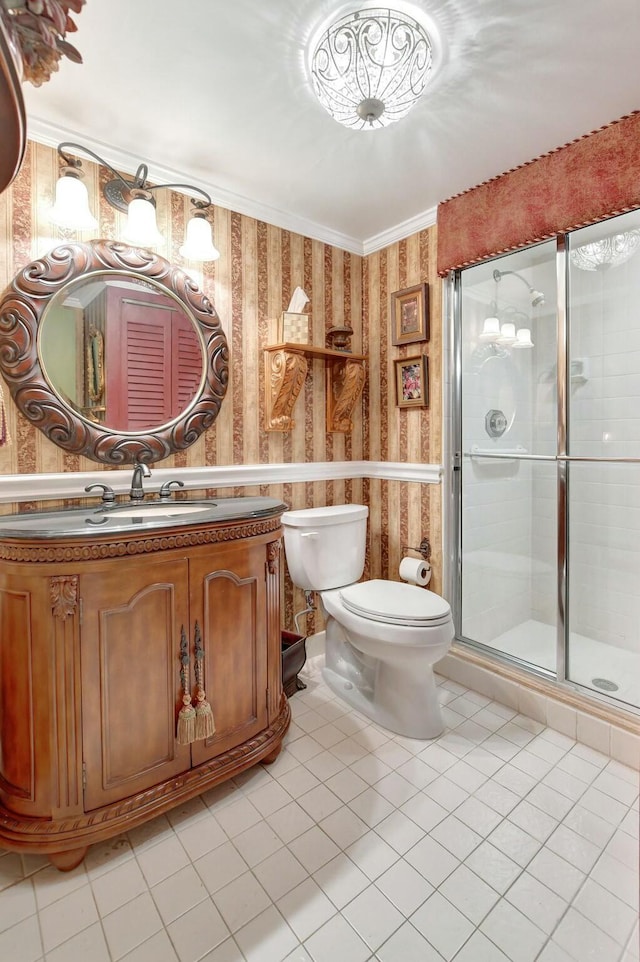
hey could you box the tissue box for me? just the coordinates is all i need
[279,312,310,345]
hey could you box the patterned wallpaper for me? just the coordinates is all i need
[0,141,442,628]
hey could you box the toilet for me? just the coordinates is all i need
[281,504,454,739]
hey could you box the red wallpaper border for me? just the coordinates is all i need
[436,111,640,276]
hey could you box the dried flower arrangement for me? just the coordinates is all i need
[0,0,85,86]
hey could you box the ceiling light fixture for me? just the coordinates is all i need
[310,6,433,130]
[570,230,640,271]
[49,142,220,261]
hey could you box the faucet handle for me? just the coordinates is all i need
[159,479,185,501]
[85,483,116,504]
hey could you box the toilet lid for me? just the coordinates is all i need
[339,580,451,627]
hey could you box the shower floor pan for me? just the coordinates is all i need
[486,619,639,708]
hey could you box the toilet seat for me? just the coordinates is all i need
[339,579,451,628]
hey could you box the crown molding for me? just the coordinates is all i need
[26,117,365,256]
[362,205,438,255]
[27,117,437,257]
[0,461,442,504]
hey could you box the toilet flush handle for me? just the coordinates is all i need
[300,531,319,539]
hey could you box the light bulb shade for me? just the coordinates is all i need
[497,322,516,345]
[310,8,433,129]
[570,230,640,271]
[179,214,220,261]
[479,316,501,341]
[512,327,534,349]
[49,173,98,230]
[122,197,165,247]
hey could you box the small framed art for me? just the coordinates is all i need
[390,282,429,346]
[395,354,429,408]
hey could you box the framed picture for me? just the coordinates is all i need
[390,282,429,346]
[395,355,429,408]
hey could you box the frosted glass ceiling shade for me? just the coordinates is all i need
[570,230,640,271]
[121,196,165,247]
[179,213,220,261]
[49,173,98,231]
[310,7,433,130]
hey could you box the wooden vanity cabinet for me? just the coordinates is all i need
[0,513,289,869]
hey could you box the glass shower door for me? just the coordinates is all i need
[458,240,558,674]
[565,210,640,708]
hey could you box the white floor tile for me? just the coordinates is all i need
[166,899,230,962]
[102,891,163,960]
[288,826,341,874]
[375,921,446,962]
[341,884,404,951]
[277,877,336,941]
[439,864,500,924]
[150,864,209,925]
[504,871,568,934]
[252,847,309,902]
[6,662,639,962]
[465,840,522,895]
[411,890,476,960]
[304,911,370,962]
[312,853,370,909]
[319,806,368,849]
[0,914,43,962]
[194,841,249,895]
[38,884,99,953]
[480,899,547,962]
[552,906,622,962]
[45,922,111,962]
[211,870,271,933]
[405,834,459,887]
[234,905,299,962]
[375,858,434,915]
[374,810,425,854]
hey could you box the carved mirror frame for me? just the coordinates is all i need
[0,240,229,465]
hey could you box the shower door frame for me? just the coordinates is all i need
[448,231,640,712]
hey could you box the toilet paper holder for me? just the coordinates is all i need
[402,538,431,561]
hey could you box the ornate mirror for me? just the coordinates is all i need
[0,240,229,464]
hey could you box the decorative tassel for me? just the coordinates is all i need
[0,378,11,448]
[194,621,215,740]
[177,625,196,744]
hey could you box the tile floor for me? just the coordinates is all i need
[0,655,638,962]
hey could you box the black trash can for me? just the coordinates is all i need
[281,631,307,697]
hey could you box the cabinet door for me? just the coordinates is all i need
[190,540,269,764]
[80,557,191,811]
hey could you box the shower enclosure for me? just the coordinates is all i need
[452,208,640,713]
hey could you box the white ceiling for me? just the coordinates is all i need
[23,0,640,255]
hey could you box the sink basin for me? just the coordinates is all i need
[104,503,214,519]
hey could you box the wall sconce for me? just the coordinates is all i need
[49,142,220,262]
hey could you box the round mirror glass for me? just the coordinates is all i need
[39,272,206,433]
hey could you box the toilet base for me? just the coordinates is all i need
[321,661,445,740]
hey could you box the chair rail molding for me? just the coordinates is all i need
[0,461,442,504]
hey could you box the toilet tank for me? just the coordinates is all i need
[281,504,368,591]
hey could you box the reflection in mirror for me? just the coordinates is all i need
[0,240,229,465]
[39,274,205,433]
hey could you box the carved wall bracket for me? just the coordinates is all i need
[264,343,367,434]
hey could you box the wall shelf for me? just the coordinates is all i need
[264,343,367,433]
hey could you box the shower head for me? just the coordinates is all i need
[493,269,545,308]
[530,289,545,308]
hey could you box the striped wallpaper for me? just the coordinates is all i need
[0,141,442,630]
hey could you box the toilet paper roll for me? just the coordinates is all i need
[399,556,432,587]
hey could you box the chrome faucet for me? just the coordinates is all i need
[129,462,151,502]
